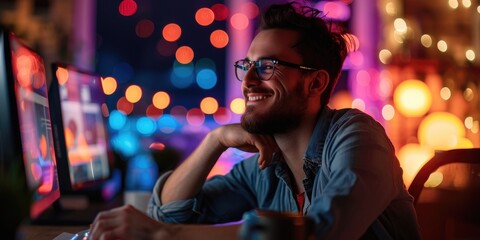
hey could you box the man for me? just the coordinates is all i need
[90,2,420,239]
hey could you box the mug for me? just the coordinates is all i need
[239,210,314,240]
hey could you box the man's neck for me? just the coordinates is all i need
[274,112,318,194]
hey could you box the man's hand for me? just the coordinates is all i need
[212,124,278,170]
[90,205,164,240]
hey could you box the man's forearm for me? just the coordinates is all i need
[161,131,226,204]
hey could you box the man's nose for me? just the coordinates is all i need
[242,67,262,87]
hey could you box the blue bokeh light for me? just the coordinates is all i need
[110,131,139,157]
[173,61,194,78]
[136,116,157,135]
[171,71,194,88]
[196,69,217,90]
[109,110,127,130]
[157,114,178,134]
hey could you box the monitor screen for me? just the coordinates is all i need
[0,30,60,219]
[49,63,111,192]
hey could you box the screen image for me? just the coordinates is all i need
[1,31,61,219]
[50,64,110,191]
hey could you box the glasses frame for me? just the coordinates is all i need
[233,58,318,82]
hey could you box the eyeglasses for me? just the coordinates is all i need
[233,58,318,82]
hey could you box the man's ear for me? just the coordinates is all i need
[308,70,329,97]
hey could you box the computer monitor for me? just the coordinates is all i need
[48,63,112,193]
[0,29,61,219]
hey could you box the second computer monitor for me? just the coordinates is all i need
[49,63,111,192]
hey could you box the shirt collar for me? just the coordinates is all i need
[304,106,334,163]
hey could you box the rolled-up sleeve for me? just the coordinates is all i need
[147,155,260,224]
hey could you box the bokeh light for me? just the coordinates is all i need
[146,104,163,120]
[109,110,127,130]
[162,23,182,42]
[200,97,219,114]
[101,77,117,95]
[56,67,69,85]
[195,8,215,26]
[424,172,443,188]
[213,107,232,124]
[397,143,435,187]
[125,84,142,103]
[152,91,170,109]
[186,108,205,126]
[157,114,178,134]
[351,98,366,111]
[196,69,217,89]
[418,112,466,150]
[315,1,351,21]
[211,3,229,21]
[230,13,249,30]
[175,46,194,64]
[230,98,245,114]
[136,116,157,136]
[119,0,137,17]
[393,79,432,117]
[240,2,259,19]
[382,104,395,121]
[136,19,154,38]
[210,30,229,48]
[117,96,134,115]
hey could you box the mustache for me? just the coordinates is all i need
[243,87,274,95]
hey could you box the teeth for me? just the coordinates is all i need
[248,95,270,101]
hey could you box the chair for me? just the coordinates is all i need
[408,148,480,240]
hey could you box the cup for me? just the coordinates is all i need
[239,210,314,240]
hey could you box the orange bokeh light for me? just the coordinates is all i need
[152,91,170,109]
[101,77,117,95]
[162,23,182,42]
[125,84,142,103]
[175,46,194,64]
[200,97,219,114]
[195,7,215,26]
[56,67,69,85]
[210,30,229,48]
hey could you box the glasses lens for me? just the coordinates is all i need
[256,59,275,80]
[234,60,249,81]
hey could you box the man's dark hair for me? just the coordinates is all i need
[260,2,349,106]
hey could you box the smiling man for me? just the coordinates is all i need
[90,3,420,239]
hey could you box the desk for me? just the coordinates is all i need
[20,225,88,240]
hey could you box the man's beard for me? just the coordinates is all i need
[240,83,308,135]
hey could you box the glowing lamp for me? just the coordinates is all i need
[394,79,432,117]
[418,112,465,150]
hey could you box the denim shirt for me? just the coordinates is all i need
[148,107,421,239]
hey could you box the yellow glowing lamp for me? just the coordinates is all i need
[393,79,432,117]
[418,112,466,150]
[397,143,435,187]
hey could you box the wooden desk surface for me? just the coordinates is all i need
[19,225,89,240]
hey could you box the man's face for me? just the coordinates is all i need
[240,29,310,134]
